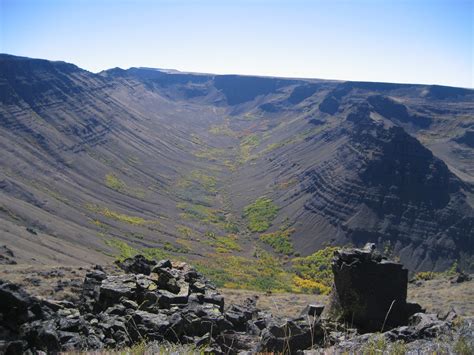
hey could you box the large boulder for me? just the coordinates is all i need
[98,274,138,311]
[80,266,107,313]
[116,255,157,275]
[257,318,323,353]
[0,280,36,330]
[323,243,423,332]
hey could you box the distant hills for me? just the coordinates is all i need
[0,53,473,271]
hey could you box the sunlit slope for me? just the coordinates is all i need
[0,54,473,271]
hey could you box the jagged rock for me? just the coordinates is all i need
[301,303,325,318]
[3,254,466,354]
[153,259,172,270]
[120,299,138,310]
[85,334,103,350]
[257,318,323,353]
[80,268,107,313]
[323,243,423,331]
[157,289,189,308]
[217,331,259,353]
[42,299,75,311]
[409,313,452,337]
[20,320,61,352]
[58,331,86,351]
[154,267,181,293]
[98,274,137,310]
[451,272,471,283]
[203,290,225,312]
[136,274,157,291]
[224,297,259,332]
[0,280,36,330]
[57,315,86,332]
[26,227,37,235]
[116,255,156,275]
[131,311,170,341]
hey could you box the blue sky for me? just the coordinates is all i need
[1,0,472,87]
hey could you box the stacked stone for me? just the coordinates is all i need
[323,243,423,331]
[0,255,322,354]
[0,248,465,354]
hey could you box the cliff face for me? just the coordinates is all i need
[300,105,473,270]
[0,54,473,271]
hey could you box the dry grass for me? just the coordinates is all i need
[62,340,203,355]
[0,264,118,301]
[223,275,474,318]
[221,288,327,318]
[408,277,474,316]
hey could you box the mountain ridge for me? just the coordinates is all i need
[0,53,473,272]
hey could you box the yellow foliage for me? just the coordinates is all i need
[414,271,437,281]
[293,276,331,295]
[87,204,159,226]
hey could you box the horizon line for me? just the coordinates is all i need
[2,52,473,90]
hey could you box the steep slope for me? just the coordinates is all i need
[0,55,234,264]
[0,54,473,272]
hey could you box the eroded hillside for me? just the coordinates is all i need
[0,54,473,275]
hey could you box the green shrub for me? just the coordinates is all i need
[224,221,239,233]
[87,203,158,226]
[364,335,388,354]
[177,202,224,225]
[389,340,407,355]
[293,276,331,294]
[446,260,459,276]
[195,250,293,292]
[260,228,295,255]
[105,239,173,262]
[142,248,171,261]
[240,134,260,162]
[105,173,126,191]
[413,261,460,281]
[177,225,194,238]
[209,123,237,137]
[104,173,146,199]
[292,246,338,289]
[105,239,140,261]
[188,170,218,194]
[163,242,188,253]
[454,336,473,355]
[208,234,241,253]
[243,197,278,232]
[414,271,437,281]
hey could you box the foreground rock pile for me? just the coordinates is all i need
[0,248,472,354]
[0,255,322,353]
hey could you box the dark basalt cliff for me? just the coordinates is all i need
[300,105,473,270]
[0,54,473,271]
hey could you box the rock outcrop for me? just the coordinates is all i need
[323,243,423,331]
[0,255,323,354]
[0,252,470,354]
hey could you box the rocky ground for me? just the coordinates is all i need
[1,246,473,354]
[1,266,473,320]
